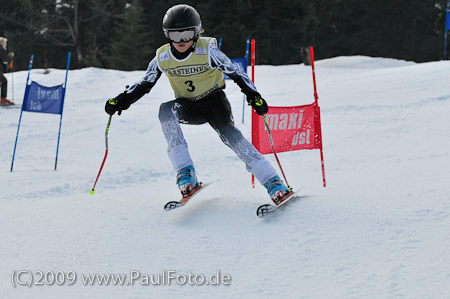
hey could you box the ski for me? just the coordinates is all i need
[256,186,305,218]
[164,181,212,211]
[0,104,21,109]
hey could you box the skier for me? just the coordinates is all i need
[0,37,15,106]
[105,4,290,204]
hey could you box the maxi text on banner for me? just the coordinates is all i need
[252,103,322,155]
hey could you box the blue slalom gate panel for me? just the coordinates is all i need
[22,81,65,114]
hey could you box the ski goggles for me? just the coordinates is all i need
[167,30,195,43]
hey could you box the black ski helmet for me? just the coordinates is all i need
[162,4,202,41]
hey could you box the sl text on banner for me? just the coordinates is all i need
[252,103,322,155]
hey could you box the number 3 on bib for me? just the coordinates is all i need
[185,80,195,92]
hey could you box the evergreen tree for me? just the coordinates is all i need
[1,0,449,69]
[107,1,152,70]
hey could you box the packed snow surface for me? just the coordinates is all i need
[1,56,449,298]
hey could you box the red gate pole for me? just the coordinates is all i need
[309,46,326,187]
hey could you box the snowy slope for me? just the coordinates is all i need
[1,56,450,299]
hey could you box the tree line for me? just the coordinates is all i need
[0,0,448,71]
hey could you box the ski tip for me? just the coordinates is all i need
[164,201,182,211]
[164,181,213,212]
[256,204,272,218]
[256,186,305,218]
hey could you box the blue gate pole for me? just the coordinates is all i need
[10,55,34,172]
[445,0,450,59]
[54,52,71,171]
[242,38,251,124]
[218,37,222,50]
[245,37,250,64]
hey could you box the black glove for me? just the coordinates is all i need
[247,92,268,115]
[105,92,130,115]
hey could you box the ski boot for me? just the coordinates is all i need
[264,175,289,205]
[1,97,14,106]
[176,164,199,197]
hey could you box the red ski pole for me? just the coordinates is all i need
[262,114,292,191]
[90,115,112,194]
